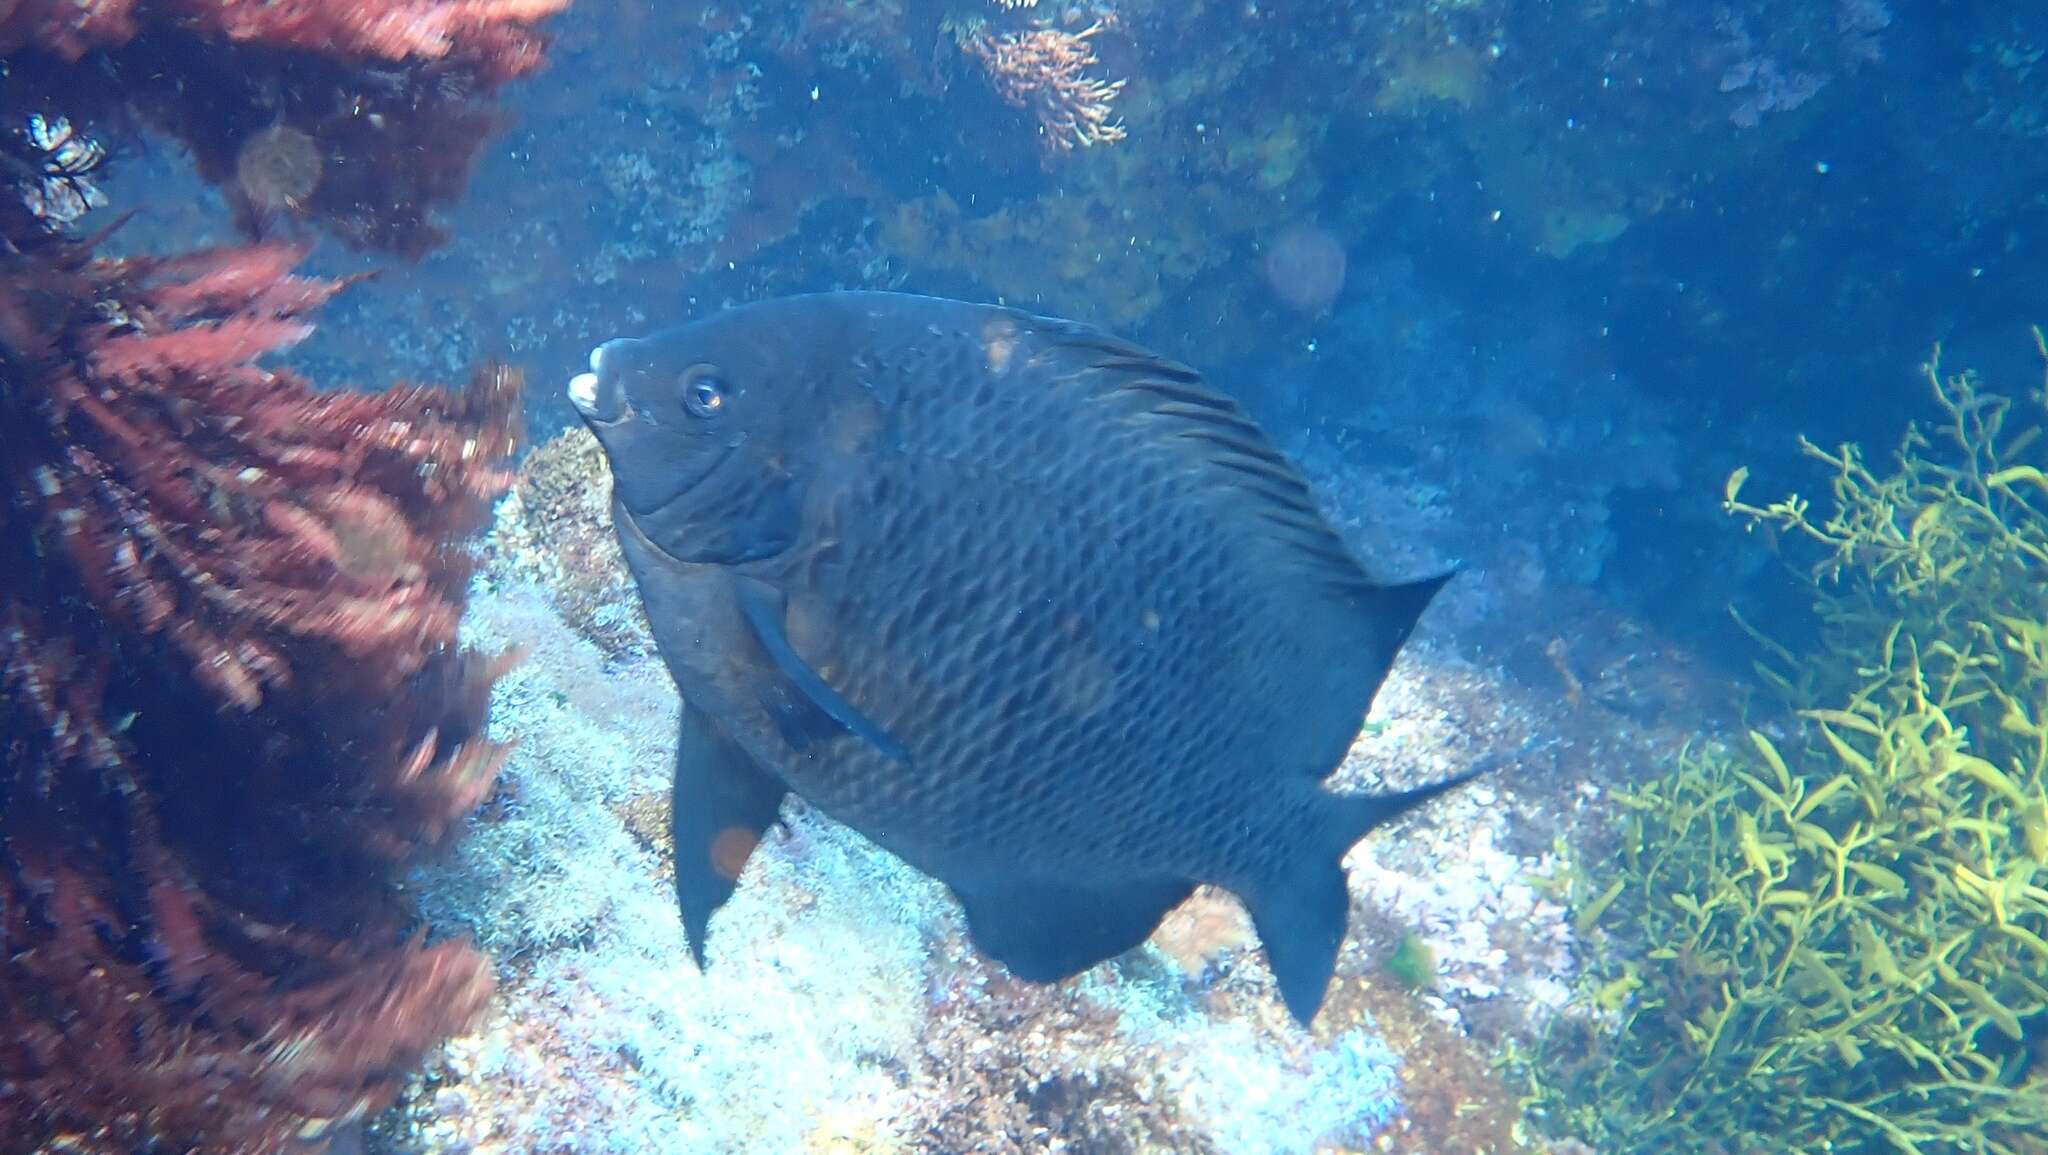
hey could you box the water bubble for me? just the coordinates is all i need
[1262,222,1347,315]
[235,124,323,211]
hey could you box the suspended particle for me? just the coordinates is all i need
[236,124,324,212]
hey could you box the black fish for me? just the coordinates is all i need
[568,292,1475,1025]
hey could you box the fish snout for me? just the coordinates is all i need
[568,339,634,424]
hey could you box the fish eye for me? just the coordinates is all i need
[682,369,727,419]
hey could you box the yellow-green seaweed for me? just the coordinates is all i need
[1384,931,1438,991]
[1514,333,2048,1155]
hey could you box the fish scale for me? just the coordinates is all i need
[799,458,1253,869]
[570,290,1478,1025]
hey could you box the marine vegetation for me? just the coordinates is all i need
[0,238,519,1154]
[570,291,1474,1027]
[0,0,567,254]
[957,18,1127,153]
[1383,930,1438,992]
[0,3,561,1150]
[1514,337,2048,1154]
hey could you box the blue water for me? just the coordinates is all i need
[5,1,2046,1153]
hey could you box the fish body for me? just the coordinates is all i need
[569,291,1472,1025]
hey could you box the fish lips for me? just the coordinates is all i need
[568,339,636,426]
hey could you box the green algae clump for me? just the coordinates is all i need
[1516,334,2048,1155]
[1384,931,1438,992]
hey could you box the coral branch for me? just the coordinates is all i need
[967,22,1128,152]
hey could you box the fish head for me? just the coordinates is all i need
[569,315,822,565]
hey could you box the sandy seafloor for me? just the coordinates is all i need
[365,433,1716,1155]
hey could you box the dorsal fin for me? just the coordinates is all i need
[1026,315,1374,593]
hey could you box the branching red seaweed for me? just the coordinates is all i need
[0,0,566,82]
[0,225,521,1153]
[2,0,568,255]
[0,4,556,1148]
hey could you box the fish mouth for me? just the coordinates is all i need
[568,340,631,425]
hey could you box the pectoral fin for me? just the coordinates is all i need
[735,578,910,765]
[672,701,788,969]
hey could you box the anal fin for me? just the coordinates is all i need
[672,701,788,969]
[955,877,1195,983]
[1244,858,1352,1028]
[1248,770,1485,1025]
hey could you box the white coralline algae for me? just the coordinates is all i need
[398,575,1408,1154]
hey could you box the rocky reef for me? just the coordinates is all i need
[268,0,2048,667]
